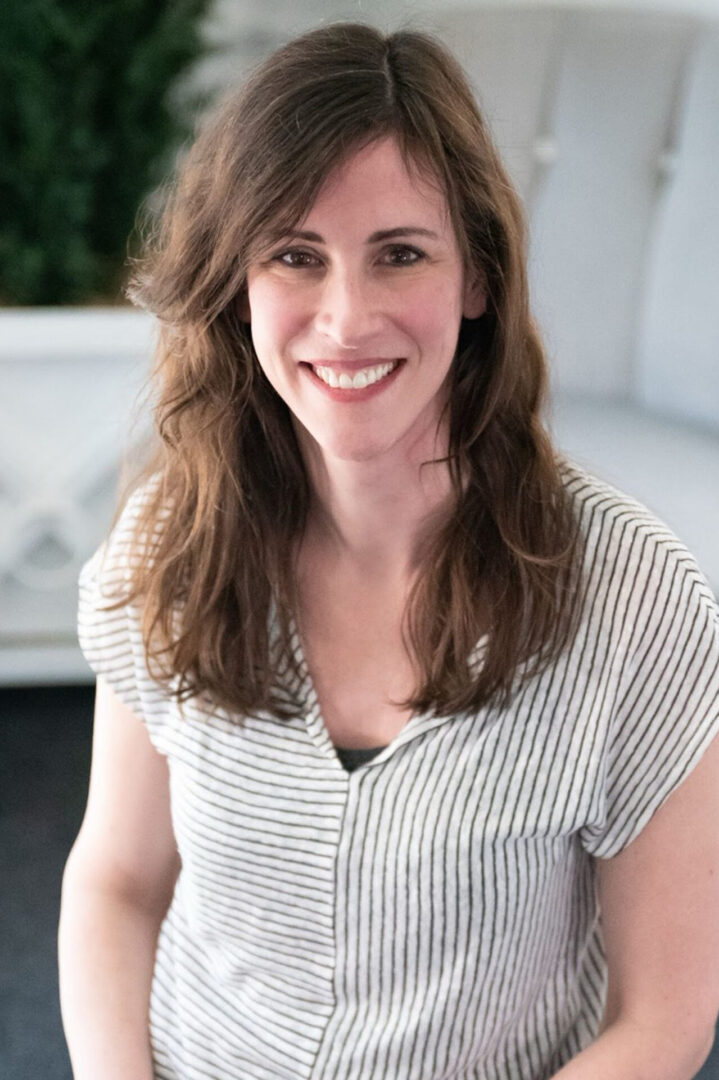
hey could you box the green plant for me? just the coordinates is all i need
[0,0,212,305]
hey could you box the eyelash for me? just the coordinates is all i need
[272,245,425,269]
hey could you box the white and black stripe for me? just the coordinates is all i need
[77,459,719,1080]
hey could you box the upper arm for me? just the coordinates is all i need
[63,676,180,914]
[596,731,719,1045]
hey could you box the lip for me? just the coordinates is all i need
[301,359,404,401]
[298,358,401,372]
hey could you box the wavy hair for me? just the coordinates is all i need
[112,22,584,719]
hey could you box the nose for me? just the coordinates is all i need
[314,267,384,349]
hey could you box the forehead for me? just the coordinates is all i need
[299,136,453,234]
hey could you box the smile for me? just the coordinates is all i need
[311,360,400,390]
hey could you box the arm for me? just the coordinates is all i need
[551,731,719,1080]
[58,677,180,1080]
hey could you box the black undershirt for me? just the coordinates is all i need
[335,745,387,772]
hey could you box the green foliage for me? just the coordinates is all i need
[0,0,212,305]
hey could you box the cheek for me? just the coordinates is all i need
[398,280,463,350]
[247,281,304,359]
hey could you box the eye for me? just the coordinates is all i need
[272,248,322,269]
[381,245,425,267]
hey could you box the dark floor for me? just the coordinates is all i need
[1,685,94,1080]
[1,685,718,1080]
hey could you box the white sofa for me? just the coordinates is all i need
[1,2,717,682]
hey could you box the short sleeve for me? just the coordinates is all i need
[77,478,173,756]
[580,535,719,859]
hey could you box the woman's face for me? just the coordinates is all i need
[244,136,485,466]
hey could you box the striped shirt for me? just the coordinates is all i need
[77,459,719,1080]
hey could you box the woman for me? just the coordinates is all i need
[58,23,719,1080]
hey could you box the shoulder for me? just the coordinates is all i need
[558,455,715,601]
[558,456,717,666]
[81,471,169,590]
[111,470,169,552]
[559,455,674,536]
[77,472,178,747]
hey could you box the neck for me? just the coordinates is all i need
[298,423,456,578]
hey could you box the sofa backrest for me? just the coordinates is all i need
[432,6,719,432]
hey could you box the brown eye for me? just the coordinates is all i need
[382,245,424,266]
[275,249,321,268]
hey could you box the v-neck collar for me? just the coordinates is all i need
[283,614,490,769]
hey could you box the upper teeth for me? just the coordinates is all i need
[313,361,398,389]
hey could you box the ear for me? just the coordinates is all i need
[462,275,488,320]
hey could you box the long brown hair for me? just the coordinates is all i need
[112,22,583,719]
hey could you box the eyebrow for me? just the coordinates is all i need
[283,226,441,243]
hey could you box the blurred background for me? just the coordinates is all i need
[1,1,718,1077]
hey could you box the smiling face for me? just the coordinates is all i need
[244,136,486,468]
